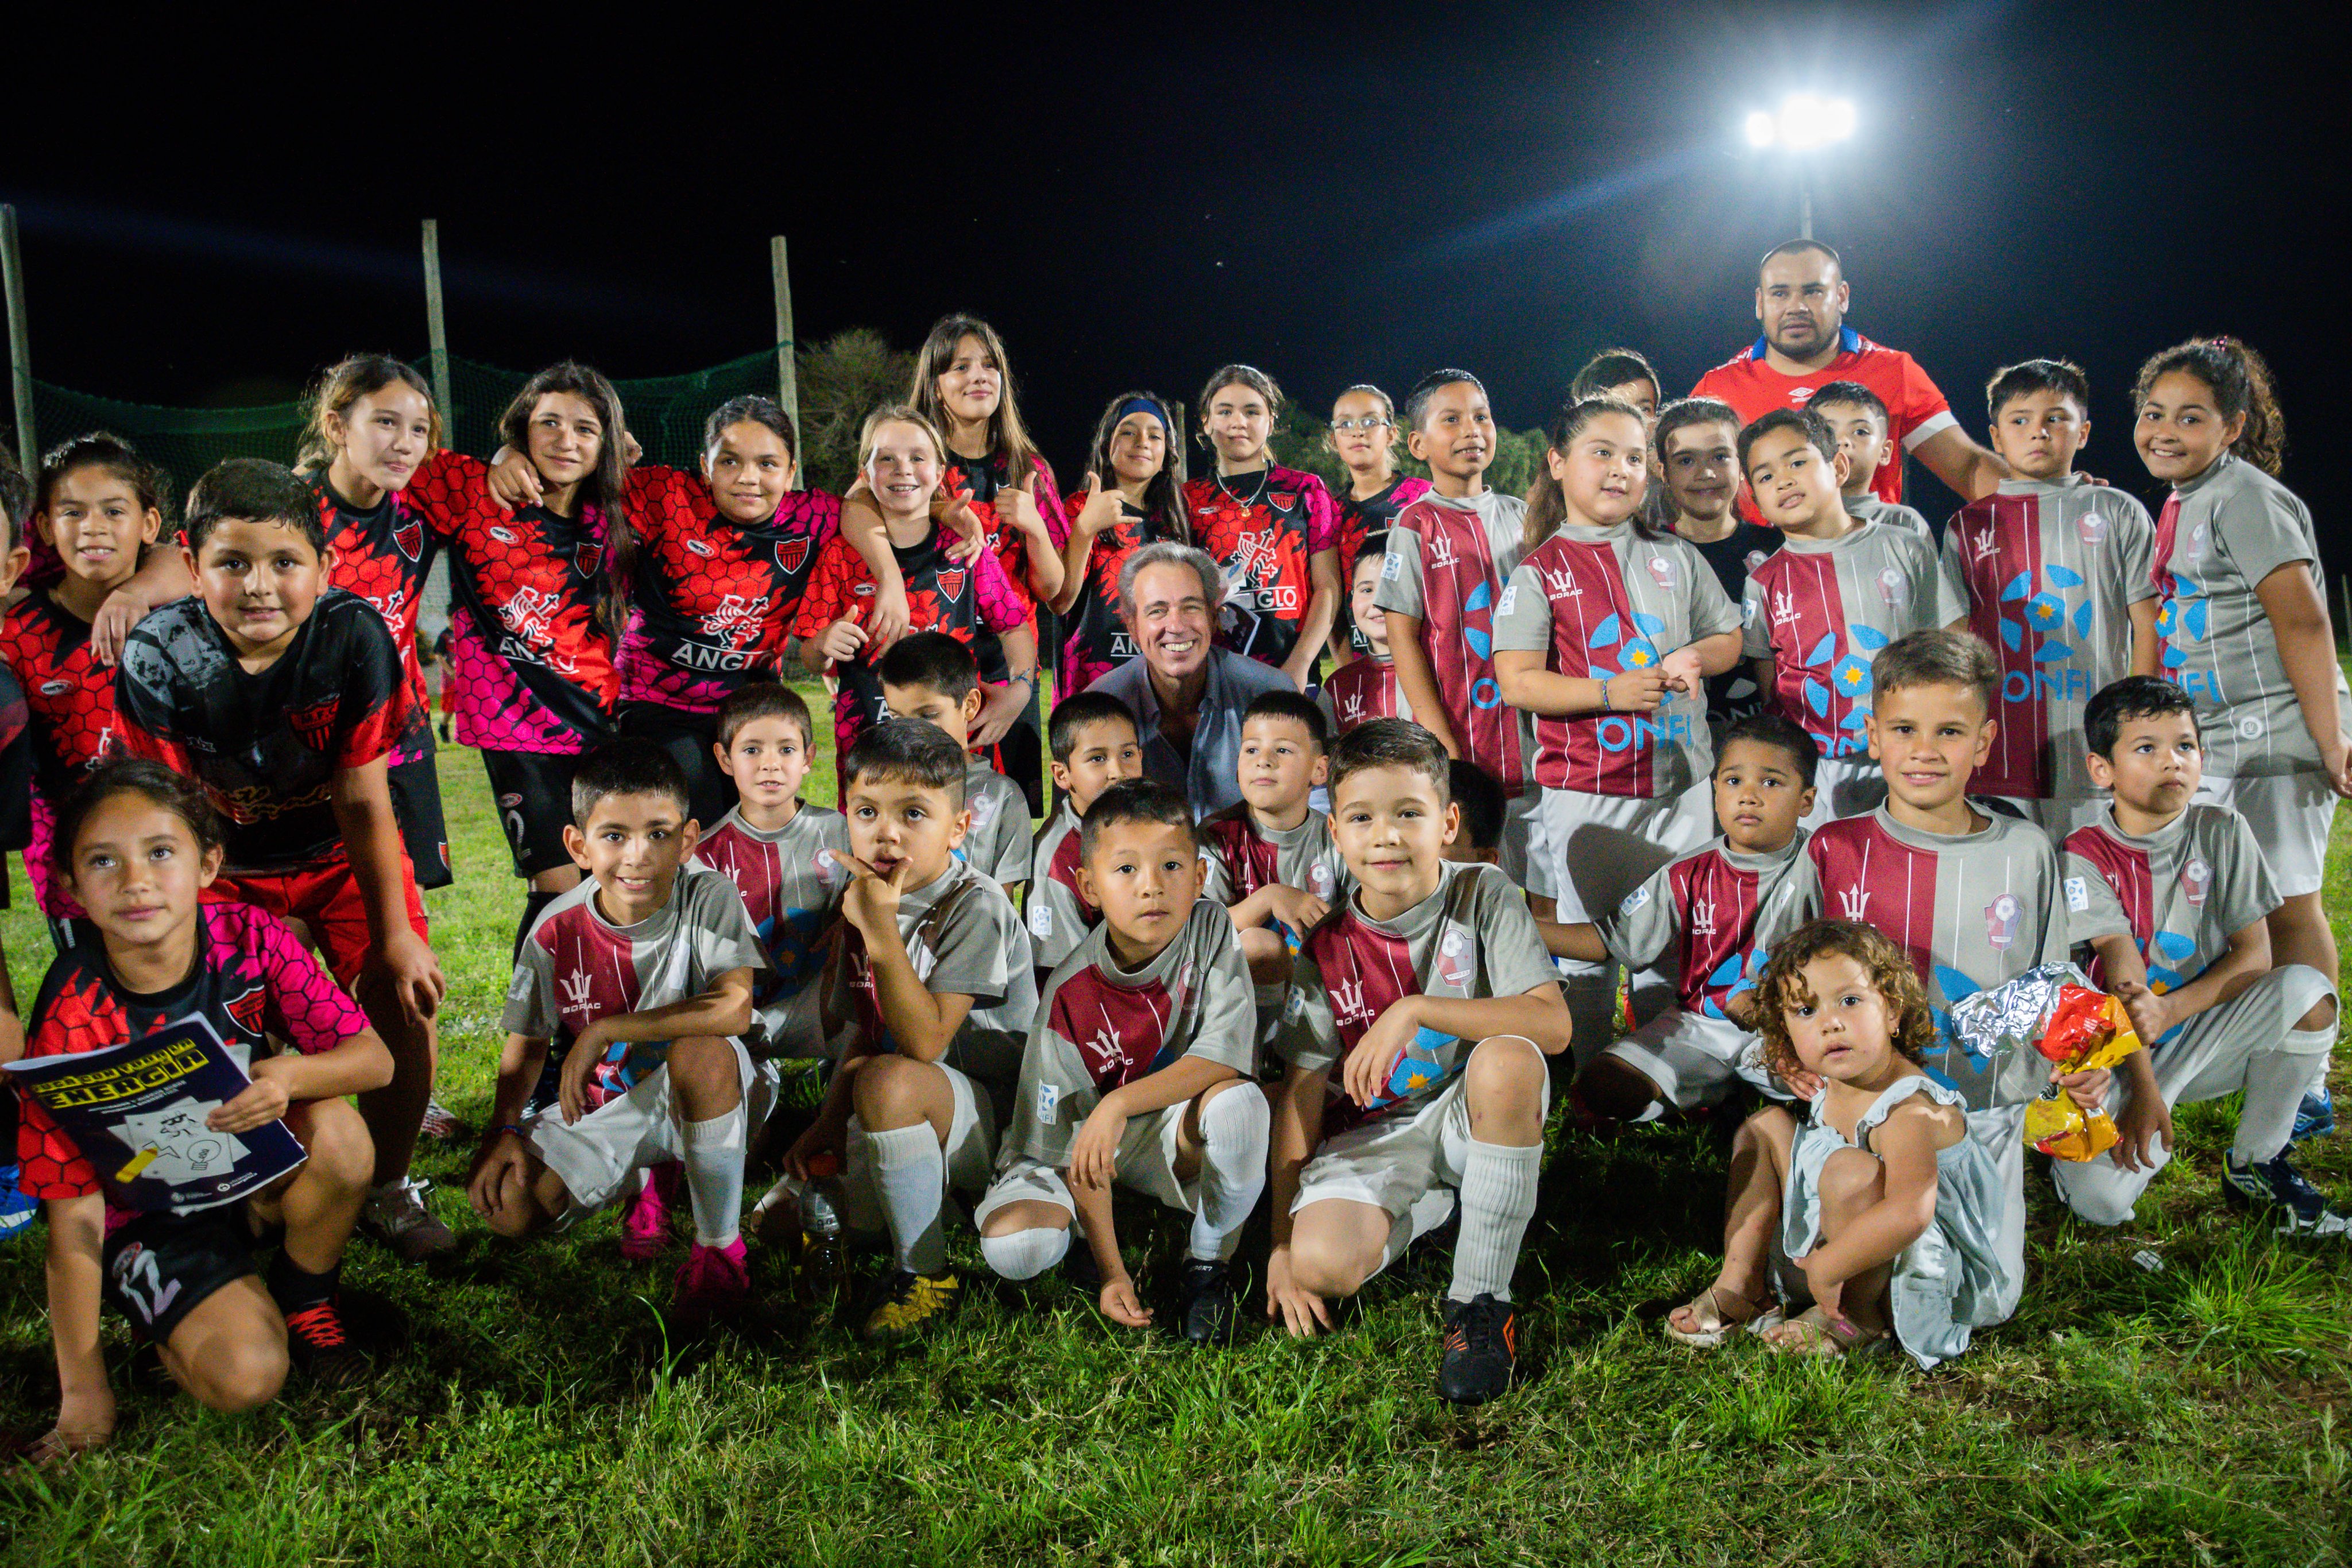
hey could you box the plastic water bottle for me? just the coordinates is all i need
[799,1151,847,1309]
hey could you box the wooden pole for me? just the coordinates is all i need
[1,204,36,469]
[421,219,454,426]
[771,235,800,489]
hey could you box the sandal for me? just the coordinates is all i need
[1759,1305,1887,1358]
[1664,1283,1769,1347]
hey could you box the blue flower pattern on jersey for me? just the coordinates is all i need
[1796,624,1888,753]
[756,905,832,1004]
[1367,1025,1461,1112]
[2138,930,2200,1046]
[1463,580,1503,709]
[1921,963,1987,1092]
[1993,566,2093,696]
[1701,946,1770,1020]
[2154,573,2208,673]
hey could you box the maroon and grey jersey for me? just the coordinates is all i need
[1374,489,1532,797]
[1742,523,1966,761]
[1603,835,1816,1021]
[1026,803,1093,970]
[1003,898,1255,1169]
[691,803,849,1055]
[2151,452,2352,778]
[1844,494,1932,541]
[1197,803,1349,913]
[838,857,1036,1087]
[1943,477,2157,800]
[1493,522,1740,797]
[1275,861,1558,1138]
[959,756,1032,891]
[1317,655,1410,737]
[2061,803,2276,1025]
[505,865,769,1110]
[1805,807,2067,1109]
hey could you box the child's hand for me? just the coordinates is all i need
[25,1388,114,1470]
[999,470,1047,540]
[2110,1088,2173,1174]
[1659,646,1704,695]
[866,584,910,655]
[938,486,989,566]
[372,931,447,1028]
[973,679,1028,749]
[2055,1064,2112,1112]
[814,617,868,665]
[783,1118,846,1183]
[486,446,544,512]
[1341,998,1420,1109]
[1072,472,1123,540]
[1797,1255,1845,1325]
[557,1021,613,1125]
[2112,978,2171,1047]
[1099,1272,1154,1329]
[1605,665,1670,712]
[835,851,908,939]
[1265,1245,1332,1338]
[1779,1066,1825,1102]
[1069,1102,1128,1191]
[1259,884,1330,935]
[210,1055,296,1133]
[87,581,160,667]
[466,1129,532,1220]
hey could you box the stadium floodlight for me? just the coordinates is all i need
[1742,95,1856,237]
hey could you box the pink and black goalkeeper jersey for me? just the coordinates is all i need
[1184,466,1339,674]
[943,450,1063,682]
[1373,490,1533,797]
[314,474,439,765]
[1602,835,1817,1020]
[1337,475,1434,577]
[1060,499,1178,698]
[2061,803,2276,1024]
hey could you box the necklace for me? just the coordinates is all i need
[1215,468,1270,510]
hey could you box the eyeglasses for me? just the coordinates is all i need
[1330,415,1392,432]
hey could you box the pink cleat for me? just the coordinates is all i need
[620,1162,682,1261]
[671,1236,753,1329]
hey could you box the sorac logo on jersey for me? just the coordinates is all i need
[1330,974,1373,1029]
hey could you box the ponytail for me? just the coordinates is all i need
[2133,336,2287,477]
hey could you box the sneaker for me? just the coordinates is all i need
[619,1164,679,1261]
[2222,1151,2352,1236]
[283,1298,372,1388]
[0,1164,35,1242]
[417,1098,468,1142]
[1438,1293,1519,1406]
[670,1237,752,1328]
[1179,1259,1239,1344]
[861,1269,962,1339]
[359,1176,457,1261]
[2293,1087,2336,1143]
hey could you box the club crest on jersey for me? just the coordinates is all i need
[2181,855,2212,907]
[1436,927,1475,992]
[1268,491,1297,511]
[774,537,809,575]
[1744,549,1770,574]
[575,543,603,579]
[1330,974,1374,1029]
[935,568,967,602]
[814,848,845,888]
[223,978,268,1038]
[1878,567,1908,609]
[288,696,341,754]
[2076,509,2109,547]
[1307,862,1335,900]
[1646,555,1678,591]
[393,518,424,562]
[1984,893,2022,950]
[1835,887,1871,920]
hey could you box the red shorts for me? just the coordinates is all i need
[209,851,430,993]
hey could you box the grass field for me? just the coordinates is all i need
[2,680,2349,1566]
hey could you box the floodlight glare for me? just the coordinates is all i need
[1744,110,1776,148]
[1743,95,1858,150]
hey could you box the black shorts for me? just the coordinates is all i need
[103,1206,258,1344]
[619,701,730,831]
[479,749,582,878]
[388,748,454,891]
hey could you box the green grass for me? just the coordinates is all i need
[3,677,2350,1565]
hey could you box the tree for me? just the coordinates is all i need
[796,328,915,493]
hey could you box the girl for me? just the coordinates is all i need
[1053,391,1189,696]
[794,406,1036,780]
[1665,920,2008,1367]
[10,761,394,1462]
[1653,398,1779,738]
[1325,383,1432,665]
[1490,397,1744,1058]
[2137,338,2349,1070]
[1182,365,1340,691]
[1568,347,1663,427]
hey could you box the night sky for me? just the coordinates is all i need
[6,4,2343,555]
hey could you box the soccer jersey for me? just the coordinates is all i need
[0,664,29,860]
[620,465,841,714]
[2150,452,2352,778]
[1003,898,1256,1168]
[1944,477,2158,800]
[2062,803,2276,1025]
[14,903,369,1209]
[1374,489,1533,796]
[313,475,440,766]
[945,450,1063,682]
[1681,522,1781,732]
[1183,466,1339,673]
[505,865,769,1110]
[403,450,618,754]
[1026,802,1093,970]
[960,754,1033,889]
[1845,494,1932,541]
[1741,522,1966,761]
[114,591,408,873]
[1197,803,1348,911]
[1692,328,1959,511]
[1805,807,2068,1108]
[1059,498,1175,697]
[691,803,849,1055]
[1603,835,1816,1020]
[1317,655,1410,737]
[0,587,114,910]
[1337,475,1434,578]
[1493,521,1740,797]
[1275,860,1557,1138]
[838,857,1036,1087]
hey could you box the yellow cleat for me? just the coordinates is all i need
[861,1269,962,1339]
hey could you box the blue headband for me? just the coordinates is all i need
[1113,398,1169,432]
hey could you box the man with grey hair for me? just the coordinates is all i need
[1086,542,1295,818]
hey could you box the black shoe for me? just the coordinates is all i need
[1438,1293,1518,1406]
[283,1297,372,1389]
[1179,1259,1238,1344]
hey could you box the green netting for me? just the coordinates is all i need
[442,350,787,475]
[26,381,311,500]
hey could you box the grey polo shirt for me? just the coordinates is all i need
[1087,648,1296,819]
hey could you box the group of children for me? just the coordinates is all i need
[0,311,2342,1461]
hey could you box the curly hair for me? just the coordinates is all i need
[1753,919,1937,1082]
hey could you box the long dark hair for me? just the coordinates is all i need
[910,313,1044,482]
[1523,396,1658,548]
[2133,336,2287,477]
[1084,391,1189,545]
[498,362,637,636]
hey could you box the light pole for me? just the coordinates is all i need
[1744,95,1857,239]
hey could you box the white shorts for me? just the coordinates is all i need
[2197,771,2339,898]
[1798,754,1886,830]
[1605,1007,1758,1110]
[527,1037,760,1221]
[1293,1039,1550,1219]
[839,1060,1000,1233]
[1502,788,1554,899]
[1541,783,1713,925]
[1989,793,2112,842]
[974,1102,1196,1228]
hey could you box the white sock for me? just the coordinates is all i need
[1190,1088,1270,1263]
[866,1123,949,1274]
[980,1226,1070,1280]
[1449,1138,1541,1304]
[679,1106,746,1249]
[2234,1028,2334,1164]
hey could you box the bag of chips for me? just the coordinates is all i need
[1944,963,2144,1159]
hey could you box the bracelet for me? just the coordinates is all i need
[1597,676,1613,712]
[494,1122,526,1140]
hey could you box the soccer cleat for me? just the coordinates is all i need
[2293,1087,2336,1144]
[861,1269,962,1340]
[671,1237,753,1328]
[0,1164,36,1242]
[2222,1151,2352,1236]
[417,1097,468,1142]
[283,1298,372,1388]
[619,1163,681,1261]
[1438,1292,1519,1406]
[359,1176,457,1261]
[1178,1259,1239,1344]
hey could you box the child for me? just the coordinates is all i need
[0,461,29,1221]
[876,631,1032,900]
[1568,347,1663,427]
[1553,714,1822,1122]
[1654,398,1779,737]
[1199,692,1350,996]
[113,458,451,1261]
[13,762,394,1461]
[977,779,1268,1342]
[1318,551,1413,736]
[1182,365,1340,689]
[1326,383,1432,664]
[1054,392,1190,696]
[466,742,769,1321]
[2053,676,2343,1231]
[1809,381,1933,540]
[787,721,1036,1338]
[1944,359,2159,834]
[1664,920,2008,1368]
[1491,396,1745,1058]
[1028,692,1145,976]
[1266,720,1573,1406]
[1739,408,1966,826]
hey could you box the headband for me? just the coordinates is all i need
[1114,397,1169,432]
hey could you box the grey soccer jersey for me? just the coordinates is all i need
[1943,476,2157,800]
[1197,803,1350,911]
[2152,452,2352,778]
[1602,835,1817,1020]
[1026,802,1092,970]
[2062,803,2278,1019]
[961,756,1034,889]
[1003,899,1256,1168]
[1845,494,1932,541]
[691,803,849,1056]
[838,857,1038,1087]
[1373,489,1537,797]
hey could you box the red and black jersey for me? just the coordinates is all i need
[1336,475,1433,576]
[0,659,29,856]
[620,466,842,714]
[1181,466,1339,673]
[0,588,115,912]
[1058,500,1179,696]
[113,590,409,873]
[941,450,1059,681]
[314,474,439,761]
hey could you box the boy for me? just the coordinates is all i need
[113,458,451,1260]
[1739,409,1966,826]
[2053,676,2343,1231]
[977,779,1268,1341]
[1811,381,1933,540]
[1372,371,1543,897]
[1028,691,1146,976]
[877,632,1031,900]
[1267,719,1572,1406]
[1943,359,2159,835]
[1200,691,1350,994]
[467,742,769,1322]
[1319,550,1413,737]
[790,721,1036,1338]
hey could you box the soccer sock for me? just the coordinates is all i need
[1449,1138,1542,1304]
[980,1226,1070,1280]
[2234,1028,2335,1165]
[265,1249,341,1314]
[1190,1087,1271,1263]
[679,1105,748,1250]
[866,1123,949,1275]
